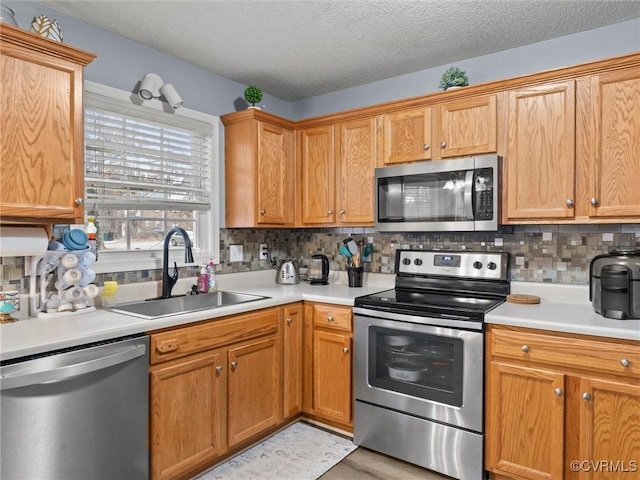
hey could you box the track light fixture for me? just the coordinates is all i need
[138,73,183,109]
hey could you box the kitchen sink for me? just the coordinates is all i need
[109,291,270,319]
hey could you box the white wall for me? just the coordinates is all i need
[291,18,640,120]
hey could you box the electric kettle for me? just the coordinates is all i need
[308,254,329,285]
[276,260,300,285]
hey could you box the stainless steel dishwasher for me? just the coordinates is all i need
[1,335,149,480]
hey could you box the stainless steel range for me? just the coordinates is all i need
[353,249,510,480]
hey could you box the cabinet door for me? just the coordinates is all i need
[300,125,335,224]
[486,362,565,480]
[257,121,294,224]
[336,117,377,224]
[283,303,303,418]
[313,330,352,424]
[586,69,640,219]
[579,377,640,480]
[382,107,432,164]
[0,47,86,222]
[227,336,282,447]
[150,352,226,480]
[506,81,576,220]
[437,95,497,157]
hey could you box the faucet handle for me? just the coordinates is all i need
[171,262,179,281]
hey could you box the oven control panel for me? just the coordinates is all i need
[396,250,509,280]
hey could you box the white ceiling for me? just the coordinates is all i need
[42,0,640,101]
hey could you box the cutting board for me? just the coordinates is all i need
[506,294,541,304]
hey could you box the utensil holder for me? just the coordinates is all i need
[347,266,364,287]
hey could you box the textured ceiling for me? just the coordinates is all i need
[42,0,640,101]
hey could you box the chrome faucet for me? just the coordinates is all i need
[161,227,194,299]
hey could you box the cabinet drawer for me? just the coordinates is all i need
[490,327,640,378]
[312,304,352,331]
[150,308,279,364]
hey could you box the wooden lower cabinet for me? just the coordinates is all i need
[149,306,288,480]
[486,325,640,480]
[150,351,227,480]
[283,303,303,418]
[227,336,282,448]
[303,302,353,429]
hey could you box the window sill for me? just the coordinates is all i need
[91,249,203,274]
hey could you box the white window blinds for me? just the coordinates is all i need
[84,91,213,211]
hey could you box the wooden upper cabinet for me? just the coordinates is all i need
[336,117,377,224]
[436,95,497,158]
[505,81,576,220]
[577,68,640,220]
[0,25,95,224]
[381,107,432,164]
[222,110,294,227]
[300,125,335,224]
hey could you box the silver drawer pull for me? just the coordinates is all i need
[582,392,591,401]
[286,318,292,325]
[621,358,630,367]
[216,365,223,374]
[554,387,563,396]
[327,316,334,322]
[230,361,238,370]
[521,345,530,353]
[343,347,349,353]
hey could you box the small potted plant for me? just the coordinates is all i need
[244,85,263,108]
[438,67,469,90]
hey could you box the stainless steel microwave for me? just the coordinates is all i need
[375,155,500,232]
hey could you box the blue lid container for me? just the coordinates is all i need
[62,229,88,250]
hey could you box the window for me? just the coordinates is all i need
[83,81,219,273]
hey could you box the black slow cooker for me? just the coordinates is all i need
[589,247,640,320]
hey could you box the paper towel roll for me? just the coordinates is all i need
[0,227,48,257]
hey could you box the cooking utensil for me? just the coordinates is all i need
[344,237,359,256]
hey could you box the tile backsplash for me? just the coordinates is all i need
[2,224,639,294]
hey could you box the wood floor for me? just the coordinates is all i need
[319,447,452,480]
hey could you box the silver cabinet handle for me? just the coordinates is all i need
[590,197,599,206]
[327,316,334,322]
[260,209,266,216]
[216,365,223,374]
[522,345,530,353]
[230,361,238,370]
[423,143,430,150]
[343,347,349,353]
[286,317,292,325]
[440,141,446,148]
[582,392,591,400]
[327,210,333,215]
[75,197,84,206]
[339,209,345,215]
[554,387,563,396]
[566,199,574,207]
[621,358,630,367]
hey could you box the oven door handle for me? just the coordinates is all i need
[464,169,474,220]
[353,306,482,331]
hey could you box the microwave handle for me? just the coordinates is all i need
[464,170,474,220]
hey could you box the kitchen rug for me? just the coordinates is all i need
[195,422,357,480]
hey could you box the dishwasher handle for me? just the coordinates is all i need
[1,342,147,391]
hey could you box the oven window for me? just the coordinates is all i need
[368,326,464,406]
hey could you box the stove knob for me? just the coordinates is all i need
[487,262,497,270]
[402,258,411,266]
[473,261,483,269]
[414,258,423,266]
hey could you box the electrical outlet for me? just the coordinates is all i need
[229,244,243,262]
[259,244,268,260]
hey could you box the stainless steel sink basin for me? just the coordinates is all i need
[110,291,270,319]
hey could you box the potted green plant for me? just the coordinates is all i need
[438,67,469,90]
[244,85,263,108]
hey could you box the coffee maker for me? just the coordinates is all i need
[308,254,330,285]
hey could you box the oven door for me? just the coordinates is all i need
[354,311,483,433]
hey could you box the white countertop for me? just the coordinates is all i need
[486,282,640,341]
[3,272,638,361]
[0,270,392,361]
